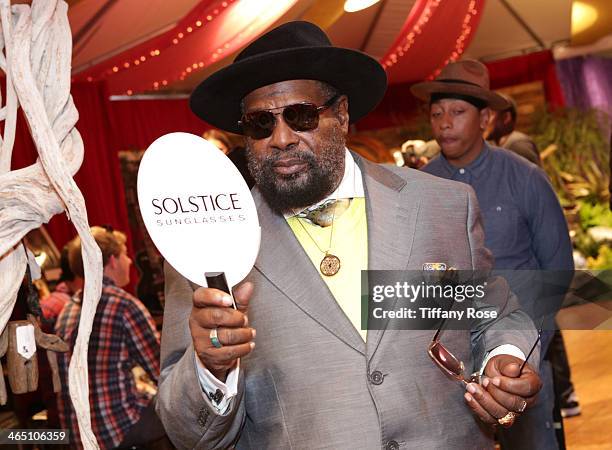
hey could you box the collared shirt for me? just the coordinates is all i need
[56,277,161,449]
[284,148,365,218]
[288,197,368,340]
[422,142,573,271]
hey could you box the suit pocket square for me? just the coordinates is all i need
[422,263,447,271]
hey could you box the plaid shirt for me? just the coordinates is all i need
[55,277,160,449]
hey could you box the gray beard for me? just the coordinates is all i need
[246,127,346,214]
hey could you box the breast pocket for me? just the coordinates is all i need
[481,204,523,259]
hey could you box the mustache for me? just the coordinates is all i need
[262,149,316,166]
[246,149,318,177]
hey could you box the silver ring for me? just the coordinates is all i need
[210,328,222,348]
[517,399,527,413]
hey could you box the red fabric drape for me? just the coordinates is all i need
[486,50,565,108]
[354,83,425,131]
[10,81,132,256]
[383,0,486,84]
[108,97,210,150]
[357,50,565,130]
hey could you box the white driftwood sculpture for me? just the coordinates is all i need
[0,1,102,448]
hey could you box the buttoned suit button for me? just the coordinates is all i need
[385,440,399,450]
[369,370,384,385]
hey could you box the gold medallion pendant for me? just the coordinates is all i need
[320,254,341,276]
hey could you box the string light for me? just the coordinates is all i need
[430,0,480,79]
[381,0,482,80]
[78,0,237,94]
[122,0,237,94]
[116,0,289,95]
[143,0,267,94]
[381,0,442,69]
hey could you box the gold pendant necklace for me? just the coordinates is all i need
[297,202,341,276]
[320,253,341,276]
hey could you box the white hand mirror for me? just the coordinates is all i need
[137,132,260,290]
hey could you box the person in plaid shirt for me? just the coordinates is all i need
[56,226,164,449]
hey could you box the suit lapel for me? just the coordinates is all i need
[253,188,366,355]
[357,157,421,361]
[251,156,422,359]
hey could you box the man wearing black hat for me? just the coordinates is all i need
[158,22,542,449]
[416,60,574,450]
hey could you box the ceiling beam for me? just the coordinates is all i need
[72,0,119,58]
[499,0,545,48]
[359,0,387,52]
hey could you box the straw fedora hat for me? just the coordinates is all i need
[411,59,509,110]
[190,21,387,133]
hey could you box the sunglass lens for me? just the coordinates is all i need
[242,111,275,139]
[284,104,319,131]
[429,342,463,377]
[254,111,275,128]
[241,102,323,139]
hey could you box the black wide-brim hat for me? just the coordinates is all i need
[190,21,387,134]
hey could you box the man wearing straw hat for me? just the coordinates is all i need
[415,60,574,450]
[158,22,542,449]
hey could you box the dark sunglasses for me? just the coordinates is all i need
[428,326,481,385]
[429,314,542,385]
[238,94,341,140]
